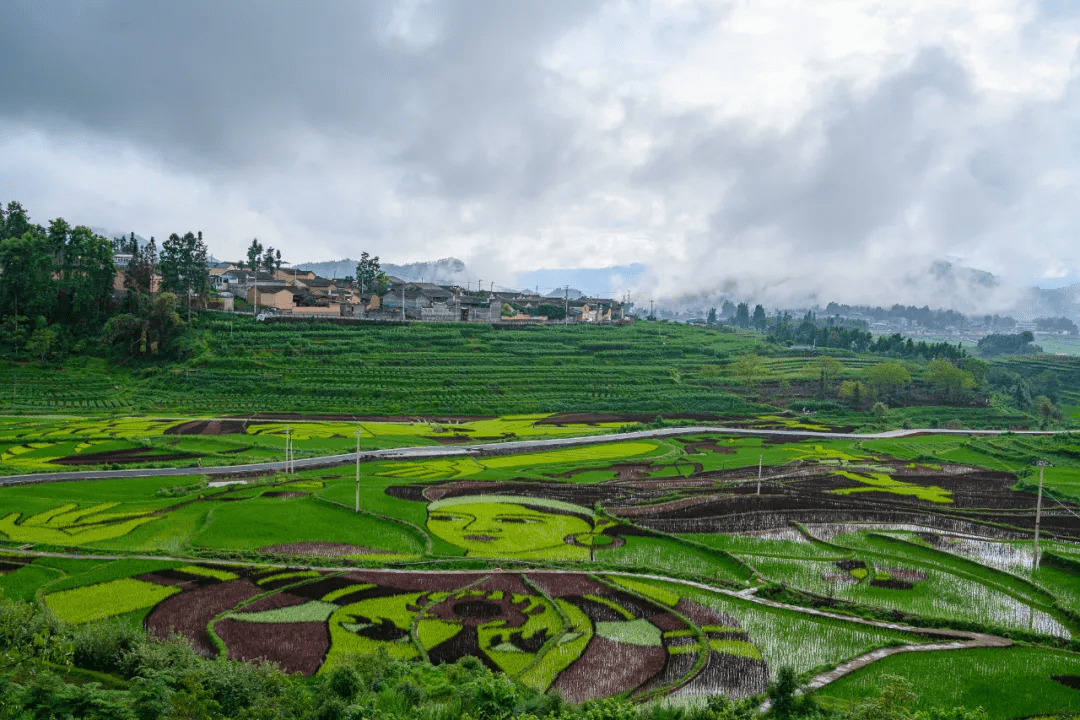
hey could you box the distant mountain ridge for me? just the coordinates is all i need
[288,255,1080,323]
[1011,282,1080,323]
[296,257,470,285]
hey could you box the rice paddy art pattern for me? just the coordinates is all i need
[46,565,769,702]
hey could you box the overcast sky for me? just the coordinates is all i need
[2,0,1078,309]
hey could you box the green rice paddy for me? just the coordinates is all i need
[815,646,1080,719]
[0,406,1077,713]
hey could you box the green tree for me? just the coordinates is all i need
[839,379,869,407]
[925,358,975,401]
[816,355,843,398]
[706,307,717,325]
[842,675,918,720]
[102,292,184,358]
[1,201,32,241]
[1033,395,1061,424]
[0,230,55,325]
[245,238,265,316]
[752,303,767,330]
[244,238,281,317]
[735,302,750,329]
[50,224,116,325]
[959,356,988,385]
[767,666,799,719]
[26,325,57,362]
[161,232,209,321]
[356,251,388,295]
[124,236,158,297]
[864,361,911,404]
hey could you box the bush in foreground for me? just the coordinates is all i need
[0,598,1014,720]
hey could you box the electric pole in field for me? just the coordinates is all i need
[564,285,569,325]
[757,455,762,495]
[285,425,291,474]
[355,427,362,513]
[1033,460,1051,573]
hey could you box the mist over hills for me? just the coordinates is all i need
[286,254,1080,324]
[295,257,471,286]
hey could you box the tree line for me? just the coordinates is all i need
[0,201,210,360]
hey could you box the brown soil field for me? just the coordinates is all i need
[217,619,329,675]
[0,556,32,575]
[556,636,666,703]
[146,578,262,656]
[165,419,249,435]
[601,465,1080,540]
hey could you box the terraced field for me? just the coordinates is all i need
[0,318,1047,432]
[2,427,1079,713]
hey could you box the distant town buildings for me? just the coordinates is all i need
[115,255,627,324]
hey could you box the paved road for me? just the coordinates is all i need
[0,424,1072,486]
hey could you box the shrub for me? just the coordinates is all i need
[69,620,150,676]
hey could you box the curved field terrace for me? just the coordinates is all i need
[1,423,1080,712]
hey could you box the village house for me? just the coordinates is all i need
[248,287,294,311]
[274,267,315,283]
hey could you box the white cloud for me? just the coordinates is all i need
[3,0,1080,313]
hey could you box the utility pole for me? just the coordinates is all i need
[355,427,362,513]
[649,299,654,319]
[285,425,291,474]
[564,285,569,325]
[757,455,762,495]
[401,286,405,322]
[1033,460,1050,573]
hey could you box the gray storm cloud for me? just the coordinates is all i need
[1,0,1078,313]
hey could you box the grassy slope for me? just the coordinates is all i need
[815,646,1080,719]
[0,315,1063,430]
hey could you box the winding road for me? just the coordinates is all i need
[0,424,1071,485]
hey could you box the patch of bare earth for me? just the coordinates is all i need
[165,419,249,435]
[146,578,262,656]
[216,620,330,675]
[554,636,666,703]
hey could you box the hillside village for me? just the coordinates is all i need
[113,252,628,324]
